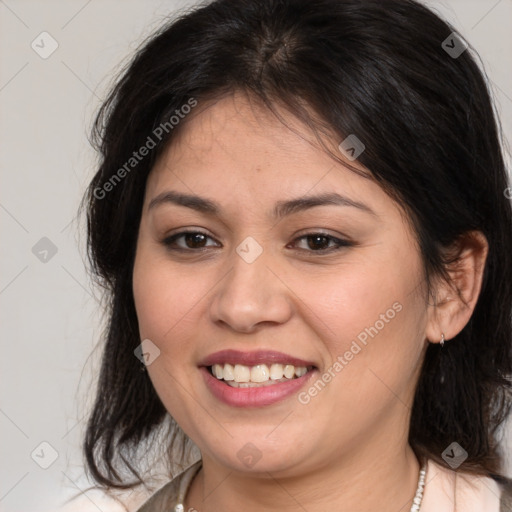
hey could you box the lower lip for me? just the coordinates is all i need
[200,366,317,407]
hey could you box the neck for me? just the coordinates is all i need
[186,442,421,512]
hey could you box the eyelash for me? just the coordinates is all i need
[161,230,353,254]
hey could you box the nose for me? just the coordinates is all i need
[209,245,293,333]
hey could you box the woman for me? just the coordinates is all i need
[81,0,512,510]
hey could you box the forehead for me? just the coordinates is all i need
[143,92,394,222]
[157,93,339,174]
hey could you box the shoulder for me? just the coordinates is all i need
[57,463,202,512]
[422,459,512,512]
[134,460,202,512]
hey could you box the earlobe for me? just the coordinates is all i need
[425,230,488,345]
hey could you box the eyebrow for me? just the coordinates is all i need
[148,190,377,219]
[275,192,377,218]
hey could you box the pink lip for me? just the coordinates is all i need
[199,349,317,368]
[200,366,318,407]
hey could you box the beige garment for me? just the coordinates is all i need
[131,458,511,512]
[421,459,509,512]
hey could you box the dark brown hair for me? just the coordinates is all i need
[81,0,512,492]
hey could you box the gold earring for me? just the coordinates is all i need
[440,333,445,347]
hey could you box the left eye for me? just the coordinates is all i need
[288,233,352,252]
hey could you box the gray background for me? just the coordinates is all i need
[1,0,511,511]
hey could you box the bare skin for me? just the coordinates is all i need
[132,92,488,512]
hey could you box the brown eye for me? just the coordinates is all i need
[181,232,208,249]
[162,231,218,250]
[305,234,331,251]
[289,233,353,253]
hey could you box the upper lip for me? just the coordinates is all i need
[199,349,317,368]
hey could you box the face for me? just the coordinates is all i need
[132,92,430,477]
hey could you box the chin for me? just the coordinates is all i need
[205,436,312,474]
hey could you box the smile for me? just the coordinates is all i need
[209,363,313,387]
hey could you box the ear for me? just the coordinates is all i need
[425,230,488,344]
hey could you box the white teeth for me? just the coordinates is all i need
[223,363,234,381]
[283,365,295,379]
[295,366,307,377]
[233,364,251,383]
[270,363,284,380]
[251,364,270,383]
[226,377,294,388]
[212,364,223,379]
[210,363,310,385]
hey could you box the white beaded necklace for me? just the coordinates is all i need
[410,462,427,512]
[173,460,428,512]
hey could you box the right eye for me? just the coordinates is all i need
[161,230,220,251]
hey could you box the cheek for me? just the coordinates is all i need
[300,252,422,348]
[132,244,205,419]
[132,243,215,362]
[301,242,427,394]
[294,273,426,447]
